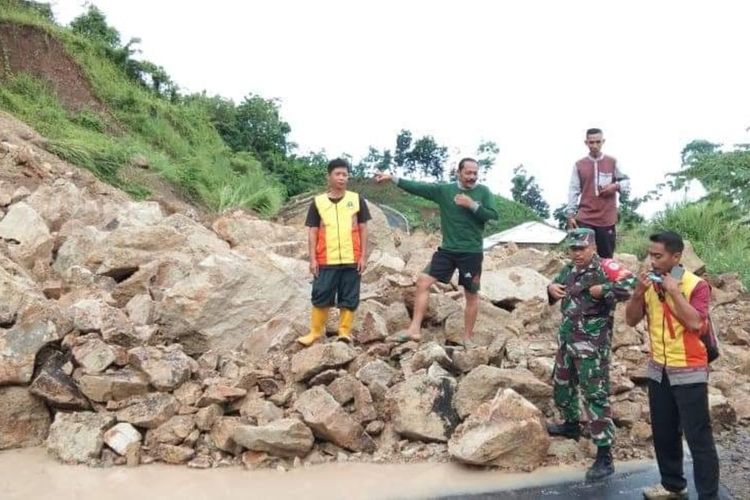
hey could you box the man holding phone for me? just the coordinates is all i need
[625,231,719,500]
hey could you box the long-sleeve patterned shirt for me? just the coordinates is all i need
[549,256,636,350]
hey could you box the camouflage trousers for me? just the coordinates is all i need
[553,340,615,447]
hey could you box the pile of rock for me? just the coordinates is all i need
[1,121,749,472]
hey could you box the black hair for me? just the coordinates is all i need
[327,158,350,174]
[586,128,603,136]
[458,157,478,171]
[649,231,684,254]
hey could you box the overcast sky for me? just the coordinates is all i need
[52,1,750,217]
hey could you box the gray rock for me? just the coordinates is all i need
[0,386,51,450]
[290,342,357,382]
[72,337,116,374]
[103,423,142,455]
[76,369,149,402]
[385,372,460,443]
[115,393,178,429]
[128,345,197,391]
[0,317,59,384]
[294,386,375,452]
[449,389,549,470]
[233,419,314,458]
[454,365,552,418]
[47,412,116,463]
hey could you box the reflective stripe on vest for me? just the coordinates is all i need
[644,270,708,368]
[314,191,361,265]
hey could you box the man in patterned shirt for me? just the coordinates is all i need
[546,228,636,481]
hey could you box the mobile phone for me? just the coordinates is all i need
[647,271,663,283]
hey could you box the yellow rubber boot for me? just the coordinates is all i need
[338,308,355,343]
[297,307,329,346]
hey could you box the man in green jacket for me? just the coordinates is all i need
[375,158,498,343]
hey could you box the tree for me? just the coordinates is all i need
[617,190,645,228]
[70,5,120,48]
[394,129,413,173]
[671,138,750,213]
[552,203,568,229]
[510,165,550,219]
[476,140,499,181]
[409,135,449,181]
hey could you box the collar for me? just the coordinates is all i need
[587,153,604,162]
[457,180,477,190]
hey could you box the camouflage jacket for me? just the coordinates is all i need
[549,256,636,346]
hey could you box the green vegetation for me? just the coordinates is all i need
[350,178,540,235]
[0,1,286,214]
[618,201,750,286]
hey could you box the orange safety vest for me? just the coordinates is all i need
[644,269,708,369]
[314,191,362,266]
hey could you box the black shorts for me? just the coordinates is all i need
[425,248,483,293]
[311,266,361,310]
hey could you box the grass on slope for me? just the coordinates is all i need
[0,3,284,215]
[617,200,750,286]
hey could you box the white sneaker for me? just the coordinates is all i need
[642,484,688,499]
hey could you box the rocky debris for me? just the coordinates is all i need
[0,201,54,270]
[152,444,195,464]
[0,315,60,384]
[291,342,357,382]
[115,393,178,429]
[233,419,314,458]
[0,386,51,449]
[294,386,375,452]
[386,370,460,443]
[0,125,748,472]
[46,412,115,463]
[29,350,90,410]
[76,369,150,402]
[481,267,550,308]
[71,336,116,374]
[356,359,400,394]
[454,365,553,419]
[144,415,195,447]
[449,389,550,470]
[104,423,142,455]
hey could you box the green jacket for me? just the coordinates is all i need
[396,178,498,252]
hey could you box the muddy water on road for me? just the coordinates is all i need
[0,448,657,500]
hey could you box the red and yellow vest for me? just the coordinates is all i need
[314,191,362,266]
[644,269,708,369]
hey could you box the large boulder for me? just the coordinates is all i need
[232,419,314,458]
[115,393,178,429]
[70,299,138,347]
[449,388,550,470]
[385,370,460,443]
[0,314,60,384]
[444,303,516,347]
[294,386,375,452]
[486,247,565,278]
[46,412,116,464]
[454,365,552,418]
[128,345,197,391]
[76,369,150,402]
[157,251,309,354]
[290,342,357,382]
[29,351,89,410]
[0,386,51,449]
[0,201,53,270]
[481,267,550,307]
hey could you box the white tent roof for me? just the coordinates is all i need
[483,221,567,250]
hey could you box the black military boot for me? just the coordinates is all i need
[586,446,615,482]
[546,420,581,440]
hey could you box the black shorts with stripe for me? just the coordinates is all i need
[425,248,483,293]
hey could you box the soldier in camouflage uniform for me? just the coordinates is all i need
[546,228,635,481]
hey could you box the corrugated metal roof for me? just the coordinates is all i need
[483,221,567,250]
